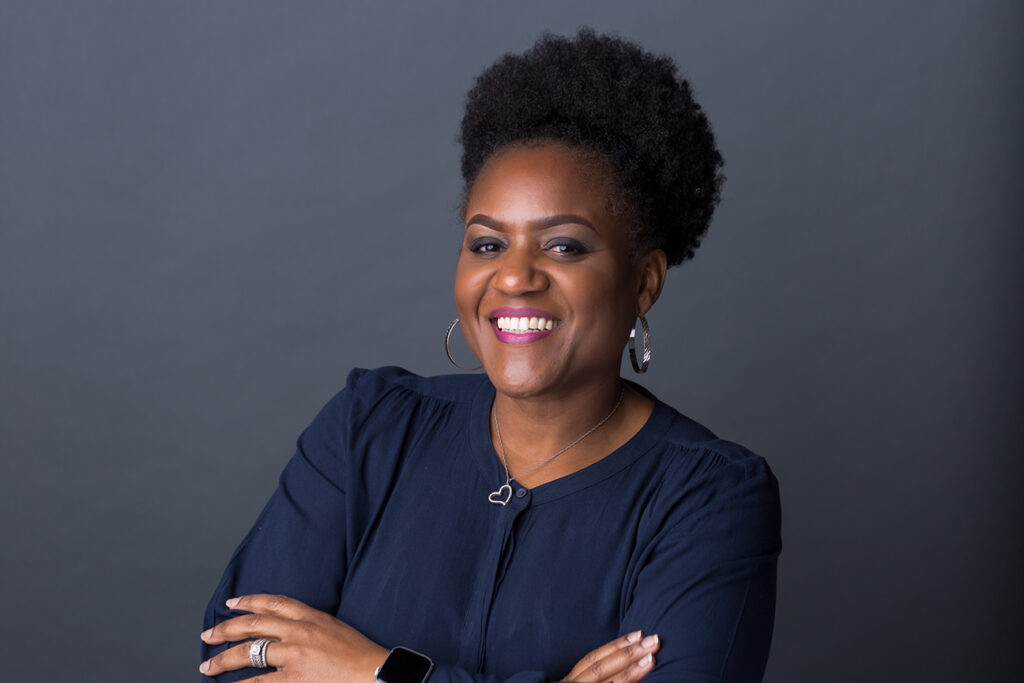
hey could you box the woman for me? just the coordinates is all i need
[200,29,780,683]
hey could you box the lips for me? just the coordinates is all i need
[488,307,561,344]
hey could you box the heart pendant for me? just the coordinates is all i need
[488,483,513,506]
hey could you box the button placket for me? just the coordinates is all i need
[475,492,531,669]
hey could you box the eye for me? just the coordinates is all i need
[545,238,588,256]
[468,237,505,255]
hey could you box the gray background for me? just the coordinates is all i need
[1,1,1021,681]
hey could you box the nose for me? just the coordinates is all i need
[492,245,549,296]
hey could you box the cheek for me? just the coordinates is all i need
[453,260,488,318]
[560,268,634,321]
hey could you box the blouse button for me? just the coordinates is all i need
[515,488,527,498]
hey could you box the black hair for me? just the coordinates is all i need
[459,28,724,267]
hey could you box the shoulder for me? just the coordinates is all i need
[630,380,772,482]
[307,366,488,439]
[296,367,489,470]
[341,366,486,402]
[644,400,781,544]
[319,366,485,415]
[663,408,777,487]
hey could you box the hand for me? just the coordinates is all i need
[199,594,389,681]
[564,631,661,683]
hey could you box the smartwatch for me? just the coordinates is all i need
[375,646,434,683]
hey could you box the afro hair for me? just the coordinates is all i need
[459,28,724,267]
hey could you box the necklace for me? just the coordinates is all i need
[487,384,626,506]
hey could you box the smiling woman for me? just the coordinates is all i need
[201,28,780,683]
[454,144,667,489]
[457,145,662,403]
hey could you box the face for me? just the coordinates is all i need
[454,142,665,399]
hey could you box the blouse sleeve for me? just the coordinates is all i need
[200,370,365,682]
[618,447,782,682]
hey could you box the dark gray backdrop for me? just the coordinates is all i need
[1,1,1021,681]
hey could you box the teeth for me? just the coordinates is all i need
[494,315,560,333]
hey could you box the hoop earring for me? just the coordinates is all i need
[445,318,482,371]
[628,315,651,374]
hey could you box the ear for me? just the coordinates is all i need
[635,249,667,317]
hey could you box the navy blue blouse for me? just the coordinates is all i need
[202,367,781,682]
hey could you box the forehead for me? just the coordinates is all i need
[465,143,618,224]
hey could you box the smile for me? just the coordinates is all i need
[488,307,562,344]
[494,316,559,333]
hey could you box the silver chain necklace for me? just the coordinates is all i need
[487,384,626,506]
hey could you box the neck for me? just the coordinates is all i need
[489,374,648,487]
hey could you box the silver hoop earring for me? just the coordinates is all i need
[628,315,651,374]
[445,318,482,371]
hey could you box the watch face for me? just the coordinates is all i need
[378,647,433,683]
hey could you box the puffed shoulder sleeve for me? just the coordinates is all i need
[200,367,374,681]
[621,447,782,683]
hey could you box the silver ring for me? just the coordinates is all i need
[249,638,271,669]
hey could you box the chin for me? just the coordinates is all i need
[485,359,560,399]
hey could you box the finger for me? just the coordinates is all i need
[567,631,643,680]
[228,593,319,622]
[590,640,658,683]
[200,639,285,677]
[201,612,294,645]
[569,634,660,683]
[607,652,656,683]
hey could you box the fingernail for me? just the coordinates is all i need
[639,653,653,668]
[641,634,659,649]
[626,630,642,643]
[226,597,240,609]
[199,660,209,673]
[200,629,212,641]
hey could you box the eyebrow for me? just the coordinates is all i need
[465,213,598,234]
